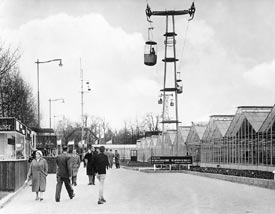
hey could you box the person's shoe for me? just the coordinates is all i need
[70,193,75,199]
[56,199,60,202]
[35,197,39,201]
[101,198,106,203]
[39,198,43,201]
[98,200,104,204]
[88,183,92,185]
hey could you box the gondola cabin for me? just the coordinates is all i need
[144,40,157,66]
[177,79,183,94]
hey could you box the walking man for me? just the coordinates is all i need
[94,146,109,204]
[55,146,75,202]
[115,150,120,168]
[109,149,114,168]
[105,149,111,168]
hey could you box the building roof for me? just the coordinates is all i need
[259,105,275,132]
[226,106,271,137]
[186,123,207,143]
[179,126,191,142]
[215,120,232,137]
[195,125,207,139]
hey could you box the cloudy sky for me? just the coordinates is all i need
[0,0,274,130]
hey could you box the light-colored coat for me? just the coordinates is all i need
[27,158,48,192]
[71,154,81,176]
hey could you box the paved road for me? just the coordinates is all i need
[1,165,275,214]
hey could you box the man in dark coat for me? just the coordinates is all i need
[84,147,96,185]
[94,146,109,204]
[55,146,75,202]
[115,150,120,168]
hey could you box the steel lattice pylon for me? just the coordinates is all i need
[145,2,195,156]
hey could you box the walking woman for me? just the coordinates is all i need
[84,147,96,185]
[71,149,81,186]
[25,150,48,201]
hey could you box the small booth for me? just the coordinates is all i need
[33,128,57,156]
[0,117,35,160]
[0,117,35,191]
[33,128,57,173]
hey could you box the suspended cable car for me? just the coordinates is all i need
[170,99,174,107]
[176,72,183,94]
[158,98,163,104]
[177,84,183,94]
[144,27,157,66]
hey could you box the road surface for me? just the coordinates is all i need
[1,164,275,214]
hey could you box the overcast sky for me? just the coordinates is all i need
[0,0,274,130]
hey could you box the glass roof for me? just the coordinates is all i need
[215,120,232,137]
[195,125,207,139]
[259,105,275,132]
[179,126,191,142]
[226,112,269,136]
[226,106,272,137]
[244,112,269,132]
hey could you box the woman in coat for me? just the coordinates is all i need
[26,150,48,201]
[84,147,96,185]
[71,149,81,186]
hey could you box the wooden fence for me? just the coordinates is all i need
[0,160,28,191]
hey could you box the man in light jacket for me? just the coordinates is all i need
[94,146,109,204]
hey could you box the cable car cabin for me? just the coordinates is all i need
[176,79,183,94]
[158,98,163,104]
[177,85,183,94]
[144,41,157,66]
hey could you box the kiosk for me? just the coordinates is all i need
[0,117,35,191]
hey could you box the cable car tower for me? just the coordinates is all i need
[145,2,195,156]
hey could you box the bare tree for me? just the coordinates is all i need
[143,113,160,131]
[0,43,20,81]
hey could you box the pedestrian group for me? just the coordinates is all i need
[25,146,120,205]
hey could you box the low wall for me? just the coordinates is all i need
[200,163,275,172]
[183,170,275,189]
[0,160,28,191]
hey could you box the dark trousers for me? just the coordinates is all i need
[88,174,95,184]
[115,162,120,168]
[55,176,74,201]
[72,176,77,185]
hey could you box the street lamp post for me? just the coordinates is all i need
[49,98,65,128]
[35,59,63,128]
[80,59,91,152]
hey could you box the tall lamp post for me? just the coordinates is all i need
[80,60,91,152]
[49,98,65,128]
[35,59,63,128]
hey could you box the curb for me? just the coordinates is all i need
[125,167,275,190]
[0,184,28,209]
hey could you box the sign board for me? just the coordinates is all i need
[0,118,15,131]
[151,156,192,165]
[0,118,30,136]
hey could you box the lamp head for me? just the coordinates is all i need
[59,60,63,67]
